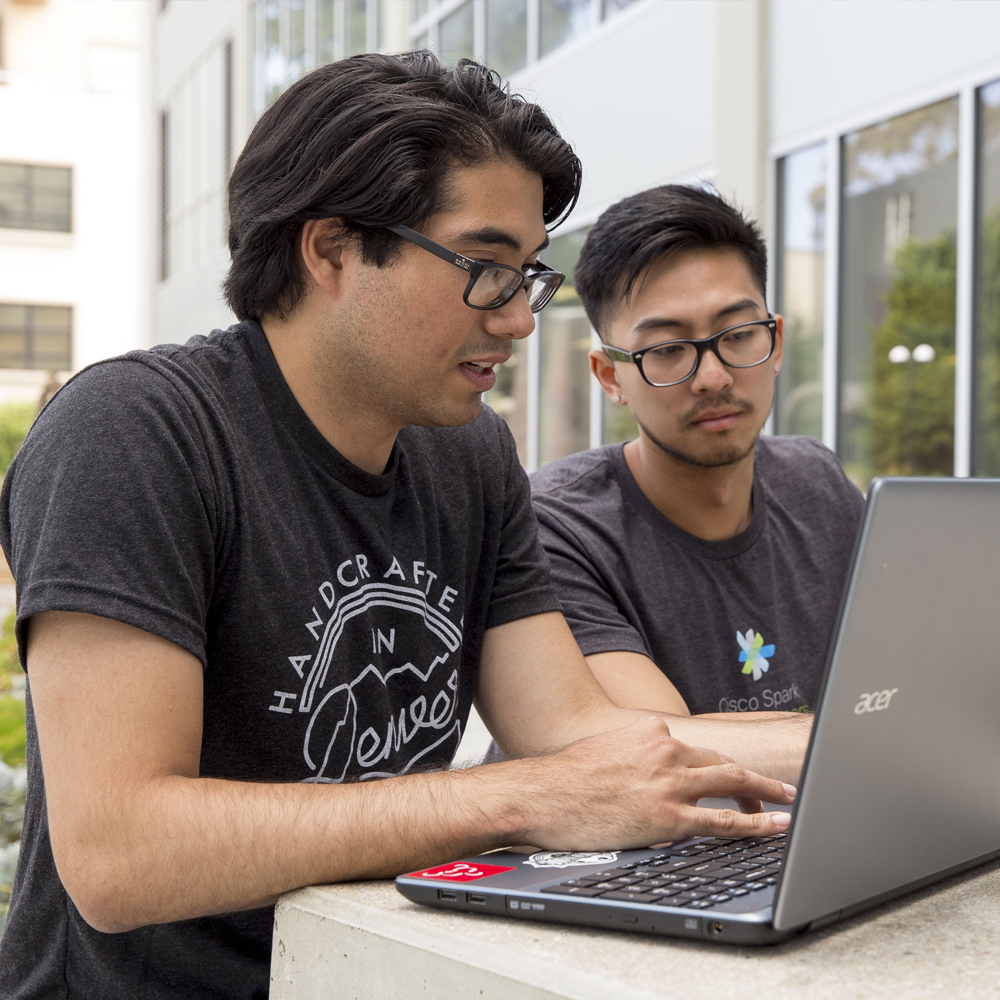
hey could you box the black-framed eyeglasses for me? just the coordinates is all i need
[603,317,778,388]
[387,224,565,313]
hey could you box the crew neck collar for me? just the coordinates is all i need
[608,441,767,559]
[240,319,398,497]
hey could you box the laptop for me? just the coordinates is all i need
[396,477,1000,944]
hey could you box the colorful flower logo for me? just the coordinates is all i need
[737,629,775,682]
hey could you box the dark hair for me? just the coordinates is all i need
[224,51,582,321]
[574,185,767,337]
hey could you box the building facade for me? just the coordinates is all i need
[0,0,146,405]
[151,0,1000,486]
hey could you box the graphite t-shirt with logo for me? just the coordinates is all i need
[530,436,864,716]
[0,321,559,1000]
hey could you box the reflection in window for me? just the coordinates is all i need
[440,1,474,64]
[540,0,590,59]
[602,0,634,15]
[0,163,72,232]
[263,0,284,107]
[0,305,72,370]
[318,0,336,64]
[975,80,1000,475]
[484,336,529,463]
[288,0,306,78]
[775,143,826,440]
[487,0,528,78]
[539,230,592,466]
[839,98,959,487]
[347,0,368,56]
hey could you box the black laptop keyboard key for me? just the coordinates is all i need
[541,885,605,897]
[744,882,768,892]
[729,887,750,897]
[561,878,601,887]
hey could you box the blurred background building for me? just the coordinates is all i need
[0,0,146,403]
[7,0,1000,489]
[144,0,1000,490]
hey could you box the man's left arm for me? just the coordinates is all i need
[585,649,812,786]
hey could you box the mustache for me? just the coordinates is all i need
[682,393,755,425]
[457,346,511,365]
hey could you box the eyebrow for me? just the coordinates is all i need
[451,225,550,256]
[633,297,763,334]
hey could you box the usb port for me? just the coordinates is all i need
[438,889,458,901]
[467,893,487,905]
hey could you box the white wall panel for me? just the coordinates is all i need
[771,0,1000,146]
[512,0,715,227]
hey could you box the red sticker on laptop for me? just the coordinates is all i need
[406,861,517,882]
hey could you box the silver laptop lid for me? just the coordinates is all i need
[774,477,1000,931]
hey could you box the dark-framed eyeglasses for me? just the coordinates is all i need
[387,224,565,313]
[603,317,778,388]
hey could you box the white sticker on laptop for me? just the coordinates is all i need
[524,851,619,868]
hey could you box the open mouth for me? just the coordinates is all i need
[459,361,499,390]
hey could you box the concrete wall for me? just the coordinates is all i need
[511,0,716,229]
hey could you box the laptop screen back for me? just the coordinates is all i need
[774,477,1000,931]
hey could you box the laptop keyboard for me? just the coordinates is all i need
[539,834,786,910]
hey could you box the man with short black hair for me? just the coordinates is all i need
[0,61,793,999]
[532,185,864,773]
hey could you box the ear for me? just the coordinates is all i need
[590,347,625,404]
[299,219,346,298]
[772,314,784,374]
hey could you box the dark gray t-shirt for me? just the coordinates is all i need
[530,436,864,716]
[0,321,558,1000]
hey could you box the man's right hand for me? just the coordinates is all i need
[505,715,793,851]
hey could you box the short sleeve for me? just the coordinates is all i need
[532,499,651,660]
[0,360,221,668]
[483,419,561,629]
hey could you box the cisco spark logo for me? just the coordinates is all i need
[854,688,898,715]
[737,628,775,682]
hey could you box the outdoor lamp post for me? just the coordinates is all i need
[889,344,936,471]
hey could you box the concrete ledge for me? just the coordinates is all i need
[271,859,1000,999]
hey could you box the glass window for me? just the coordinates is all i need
[0,163,72,232]
[540,0,590,59]
[439,1,474,65]
[263,0,285,107]
[775,142,826,440]
[483,336,529,463]
[538,229,592,466]
[839,98,959,487]
[486,0,527,78]
[602,0,634,16]
[347,0,367,56]
[412,0,431,19]
[318,0,337,64]
[974,80,1000,475]
[0,305,72,370]
[288,0,306,78]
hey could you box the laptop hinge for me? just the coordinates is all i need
[807,909,842,932]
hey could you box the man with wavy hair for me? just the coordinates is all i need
[0,57,792,999]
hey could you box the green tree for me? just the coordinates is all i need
[871,233,957,476]
[975,205,1000,474]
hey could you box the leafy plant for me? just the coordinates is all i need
[0,402,35,481]
[870,233,957,476]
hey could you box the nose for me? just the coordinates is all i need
[689,346,734,394]
[484,288,537,342]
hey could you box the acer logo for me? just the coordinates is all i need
[854,688,899,715]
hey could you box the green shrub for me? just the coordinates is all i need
[0,402,35,480]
